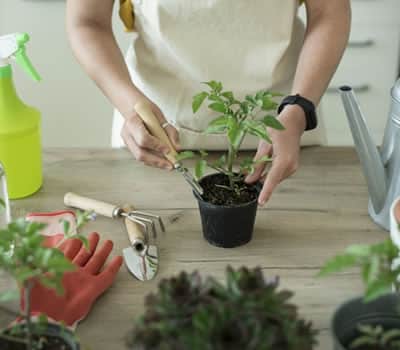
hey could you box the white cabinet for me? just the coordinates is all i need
[299,0,400,145]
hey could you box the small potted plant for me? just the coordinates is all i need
[0,218,86,350]
[178,81,284,248]
[319,238,400,350]
[126,266,318,350]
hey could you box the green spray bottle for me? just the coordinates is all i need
[0,33,42,199]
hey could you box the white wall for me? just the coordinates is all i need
[0,0,131,147]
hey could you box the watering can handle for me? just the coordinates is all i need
[134,101,179,165]
[64,192,117,218]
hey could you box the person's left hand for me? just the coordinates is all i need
[245,105,306,206]
[21,232,123,328]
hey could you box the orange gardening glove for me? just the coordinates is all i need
[26,210,78,248]
[21,232,123,328]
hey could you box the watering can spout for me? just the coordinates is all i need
[339,86,388,214]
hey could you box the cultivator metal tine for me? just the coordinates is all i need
[131,211,166,237]
[125,213,151,245]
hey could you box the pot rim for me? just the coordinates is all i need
[193,172,262,209]
[331,293,400,349]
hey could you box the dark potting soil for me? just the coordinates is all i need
[200,173,258,206]
[0,334,72,350]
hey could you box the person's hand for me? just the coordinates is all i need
[245,105,306,206]
[21,233,123,327]
[121,96,180,169]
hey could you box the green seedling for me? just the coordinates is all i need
[0,212,92,349]
[177,81,284,194]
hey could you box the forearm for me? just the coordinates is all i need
[66,13,142,118]
[292,1,351,105]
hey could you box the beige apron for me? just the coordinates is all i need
[112,0,326,149]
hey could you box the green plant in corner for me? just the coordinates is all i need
[0,213,92,350]
[177,81,284,195]
[319,239,400,350]
[127,266,318,350]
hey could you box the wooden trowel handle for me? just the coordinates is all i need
[134,100,178,165]
[123,205,147,253]
[64,192,117,218]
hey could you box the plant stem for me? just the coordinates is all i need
[227,145,236,189]
[24,280,33,350]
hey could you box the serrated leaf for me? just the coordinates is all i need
[221,91,234,101]
[195,160,207,180]
[262,115,285,130]
[176,151,196,161]
[205,115,230,134]
[208,102,226,113]
[245,120,272,144]
[262,97,278,111]
[62,220,70,235]
[364,275,393,302]
[318,253,359,277]
[192,92,208,113]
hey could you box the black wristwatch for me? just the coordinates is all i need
[277,94,317,131]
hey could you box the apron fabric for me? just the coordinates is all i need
[112,0,326,149]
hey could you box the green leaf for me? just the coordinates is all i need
[244,120,272,144]
[221,91,234,102]
[195,160,207,180]
[192,92,208,113]
[208,102,226,113]
[0,198,5,210]
[62,220,70,235]
[261,97,278,111]
[75,234,89,250]
[204,115,230,134]
[364,275,393,302]
[199,150,208,158]
[318,253,359,277]
[262,115,285,130]
[176,151,196,161]
[203,81,222,93]
[0,290,18,302]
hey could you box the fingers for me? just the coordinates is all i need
[245,141,272,184]
[98,256,123,286]
[73,232,100,267]
[125,114,170,153]
[164,124,181,151]
[258,157,299,206]
[42,234,65,248]
[60,238,83,261]
[84,240,114,275]
[122,127,173,170]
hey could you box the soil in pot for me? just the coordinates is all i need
[0,324,77,350]
[0,334,72,350]
[200,173,258,206]
[195,173,260,248]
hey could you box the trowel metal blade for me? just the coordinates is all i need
[122,245,158,281]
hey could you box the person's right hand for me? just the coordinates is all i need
[121,97,180,169]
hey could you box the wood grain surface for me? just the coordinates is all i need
[0,147,387,350]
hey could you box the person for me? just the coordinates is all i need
[66,0,351,205]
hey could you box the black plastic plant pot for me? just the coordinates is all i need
[0,323,79,350]
[194,173,261,248]
[332,294,400,350]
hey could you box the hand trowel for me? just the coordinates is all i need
[64,192,163,281]
[135,101,204,197]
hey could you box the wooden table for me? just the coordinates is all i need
[2,147,387,349]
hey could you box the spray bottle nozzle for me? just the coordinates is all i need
[0,33,41,82]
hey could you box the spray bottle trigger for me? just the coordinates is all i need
[14,48,41,82]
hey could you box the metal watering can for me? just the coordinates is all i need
[340,79,400,230]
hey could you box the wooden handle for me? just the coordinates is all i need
[64,192,118,218]
[123,205,147,253]
[134,100,178,164]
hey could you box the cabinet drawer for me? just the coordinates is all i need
[328,23,400,91]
